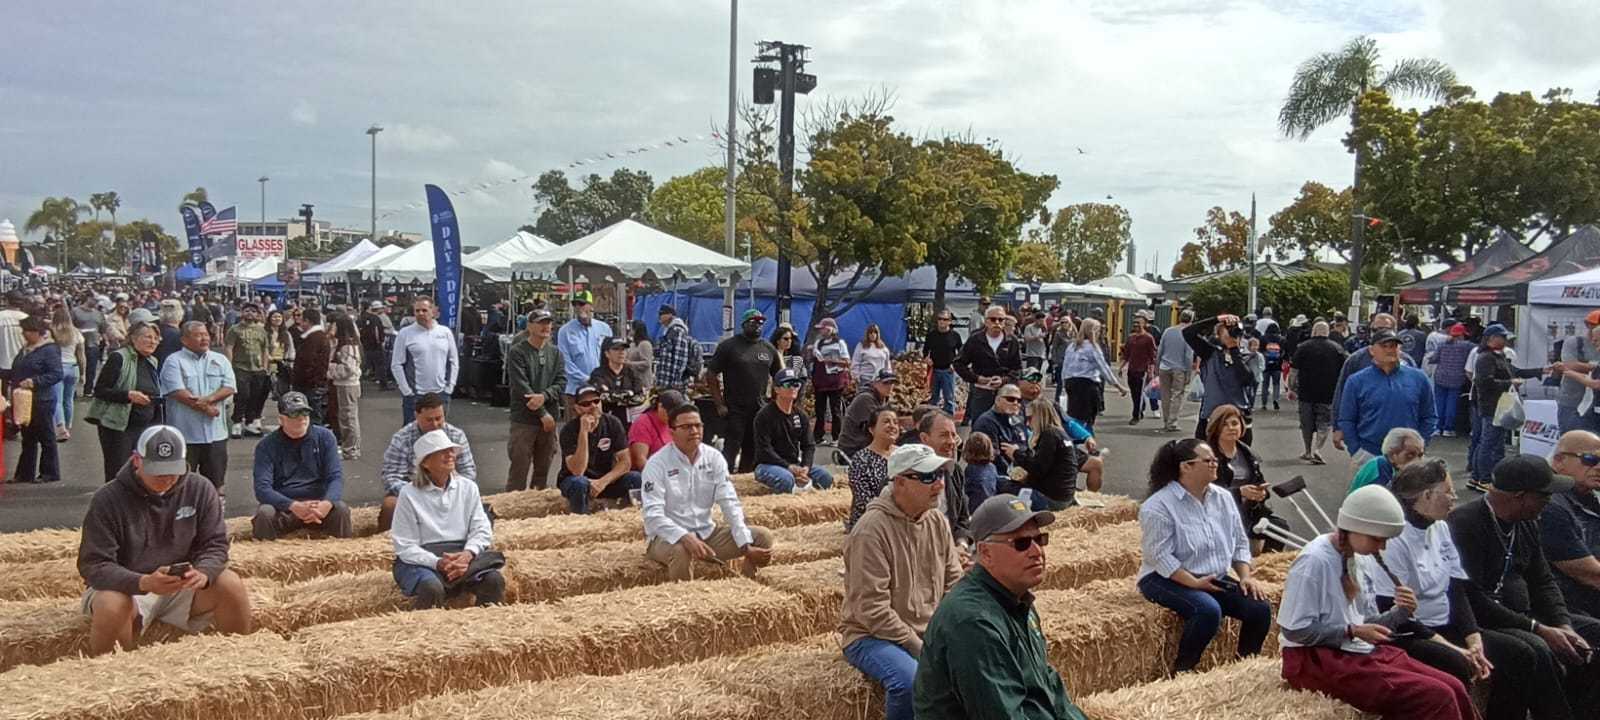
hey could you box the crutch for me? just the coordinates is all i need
[1253,517,1311,550]
[1270,475,1336,531]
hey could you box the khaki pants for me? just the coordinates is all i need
[507,421,558,493]
[1158,369,1190,429]
[334,384,361,454]
[646,525,774,581]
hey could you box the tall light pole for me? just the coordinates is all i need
[257,176,269,224]
[366,125,383,245]
[722,0,738,337]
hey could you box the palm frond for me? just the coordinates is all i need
[1279,51,1354,139]
[1380,57,1458,102]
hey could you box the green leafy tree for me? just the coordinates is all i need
[24,196,88,268]
[1047,202,1131,283]
[1265,182,1353,262]
[1279,36,1456,294]
[180,187,208,210]
[1009,241,1062,283]
[530,168,654,244]
[644,166,776,255]
[1193,206,1251,271]
[111,220,181,272]
[1171,242,1207,278]
[1189,271,1349,321]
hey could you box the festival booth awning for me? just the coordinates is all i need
[344,244,405,276]
[173,264,204,283]
[1005,281,1149,303]
[1444,226,1600,305]
[1089,273,1166,298]
[511,219,746,283]
[1529,265,1600,306]
[1396,232,1535,304]
[465,231,557,282]
[303,239,382,278]
[348,241,437,282]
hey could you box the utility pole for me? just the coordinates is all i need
[722,0,738,338]
[367,125,383,246]
[754,41,816,327]
[258,176,269,224]
[1248,193,1259,315]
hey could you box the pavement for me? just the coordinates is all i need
[0,383,1476,538]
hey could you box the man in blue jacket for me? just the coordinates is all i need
[251,391,351,540]
[1336,329,1437,469]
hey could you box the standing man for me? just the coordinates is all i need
[158,322,237,493]
[1557,311,1600,434]
[1543,430,1600,618]
[641,404,775,580]
[557,385,639,514]
[223,303,271,437]
[1470,324,1549,491]
[1398,314,1429,368]
[967,296,991,339]
[1120,315,1157,426]
[556,292,611,418]
[358,300,395,389]
[1,292,34,387]
[954,305,1022,427]
[753,367,834,493]
[653,304,700,392]
[504,308,565,492]
[290,308,332,426]
[914,495,1087,720]
[1155,309,1196,433]
[1290,321,1347,464]
[1335,329,1437,472]
[392,297,459,426]
[924,310,963,415]
[1330,313,1412,451]
[705,308,782,473]
[840,443,964,720]
[72,293,106,393]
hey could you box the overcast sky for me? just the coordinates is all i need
[4,0,1598,275]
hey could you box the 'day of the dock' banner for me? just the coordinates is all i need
[425,184,463,329]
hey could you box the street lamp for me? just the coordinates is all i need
[366,125,383,245]
[257,176,269,224]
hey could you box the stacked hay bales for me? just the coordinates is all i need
[1079,656,1376,719]
[1059,492,1140,530]
[0,527,79,564]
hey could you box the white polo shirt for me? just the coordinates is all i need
[641,442,754,547]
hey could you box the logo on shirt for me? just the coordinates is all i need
[644,481,655,492]
[791,416,802,429]
[757,352,772,363]
[666,469,679,477]
[175,505,196,520]
[597,438,612,451]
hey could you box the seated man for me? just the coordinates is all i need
[754,368,835,493]
[379,392,477,532]
[838,369,897,459]
[1346,427,1425,495]
[629,389,688,470]
[841,444,963,720]
[251,391,352,540]
[391,429,504,610]
[77,425,252,655]
[642,405,775,580]
[1543,430,1600,618]
[558,385,641,514]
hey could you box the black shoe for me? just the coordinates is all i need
[1466,479,1491,493]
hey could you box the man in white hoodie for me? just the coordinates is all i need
[839,443,964,720]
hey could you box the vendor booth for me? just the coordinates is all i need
[1523,257,1600,364]
[1397,232,1535,305]
[466,231,556,282]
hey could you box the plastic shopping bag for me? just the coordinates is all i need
[1493,391,1524,430]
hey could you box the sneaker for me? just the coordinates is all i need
[1466,479,1491,493]
[1441,430,1456,438]
[231,426,243,439]
[1310,453,1327,466]
[1273,401,1280,411]
[1128,417,1139,426]
[247,420,264,435]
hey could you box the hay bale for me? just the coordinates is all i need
[752,557,846,624]
[331,671,761,720]
[730,472,769,497]
[0,527,80,564]
[1060,493,1140,531]
[694,637,879,720]
[230,536,397,582]
[0,557,81,601]
[734,489,851,528]
[0,598,87,671]
[483,488,569,520]
[1079,656,1375,720]
[0,631,313,720]
[1039,521,1143,590]
[252,571,408,635]
[1250,550,1300,585]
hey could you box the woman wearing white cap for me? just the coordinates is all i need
[390,429,503,610]
[1278,485,1474,719]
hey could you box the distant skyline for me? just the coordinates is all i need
[4,0,1598,274]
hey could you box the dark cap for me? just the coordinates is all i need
[1492,455,1574,494]
[1019,366,1045,383]
[528,308,554,323]
[658,304,677,316]
[135,425,188,476]
[970,494,1056,541]
[1369,329,1401,345]
[873,368,898,384]
[574,385,602,401]
[602,337,629,352]
[774,367,805,387]
[571,291,593,306]
[278,391,314,417]
[1484,323,1512,339]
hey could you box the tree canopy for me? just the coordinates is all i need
[1188,271,1349,322]
[529,168,653,244]
[919,137,1056,306]
[1046,202,1130,283]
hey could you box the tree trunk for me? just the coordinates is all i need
[1347,94,1366,320]
[933,266,949,312]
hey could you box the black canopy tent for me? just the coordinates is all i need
[1444,225,1600,305]
[1396,232,1534,304]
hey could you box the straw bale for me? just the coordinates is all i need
[482,488,569,519]
[693,637,879,720]
[751,557,845,622]
[252,570,408,635]
[229,535,396,582]
[1058,492,1140,531]
[0,557,81,601]
[730,471,769,497]
[1249,550,1300,585]
[1079,655,1375,720]
[0,631,313,720]
[330,671,761,720]
[1039,521,1143,591]
[0,527,79,564]
[734,489,852,528]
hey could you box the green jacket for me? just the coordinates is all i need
[506,333,565,426]
[913,565,1086,720]
[85,347,159,432]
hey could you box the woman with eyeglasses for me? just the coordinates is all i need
[1058,318,1127,430]
[1278,485,1475,720]
[1137,438,1272,675]
[1373,458,1569,720]
[846,407,900,531]
[1206,404,1274,554]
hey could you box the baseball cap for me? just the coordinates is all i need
[1484,323,1512,338]
[602,337,629,352]
[872,368,898,384]
[970,494,1056,542]
[135,425,188,476]
[1587,310,1600,327]
[528,308,554,323]
[574,385,602,401]
[278,391,313,417]
[368,300,385,310]
[1449,324,1467,337]
[815,317,838,330]
[571,290,593,306]
[887,444,952,477]
[411,429,464,469]
[774,367,805,387]
[658,304,677,316]
[740,308,765,324]
[1369,329,1401,345]
[1492,455,1574,494]
[127,308,156,325]
[1019,367,1045,383]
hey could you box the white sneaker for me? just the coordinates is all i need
[230,426,243,439]
[248,420,264,434]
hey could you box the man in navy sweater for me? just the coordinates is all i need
[1335,329,1437,469]
[251,391,351,540]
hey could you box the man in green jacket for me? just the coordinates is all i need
[505,309,565,492]
[913,494,1087,720]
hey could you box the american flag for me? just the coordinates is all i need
[200,205,236,236]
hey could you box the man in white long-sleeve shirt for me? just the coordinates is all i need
[390,429,502,610]
[641,405,775,580]
[391,297,460,426]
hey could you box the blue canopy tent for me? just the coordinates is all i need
[173,264,204,284]
[632,258,980,352]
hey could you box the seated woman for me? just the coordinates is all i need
[1347,427,1426,495]
[1278,485,1474,720]
[391,429,505,610]
[845,407,898,531]
[1374,458,1572,720]
[1137,438,1272,674]
[1205,404,1274,554]
[1019,397,1083,511]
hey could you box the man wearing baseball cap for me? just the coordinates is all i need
[250,392,351,540]
[914,494,1085,720]
[358,300,396,390]
[1450,455,1600,709]
[1336,327,1436,473]
[557,291,613,418]
[753,368,833,493]
[505,308,565,492]
[77,425,252,656]
[839,368,898,461]
[1467,324,1549,491]
[705,307,781,472]
[223,302,272,437]
[841,444,963,720]
[557,385,639,514]
[652,303,700,392]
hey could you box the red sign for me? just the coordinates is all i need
[237,236,286,259]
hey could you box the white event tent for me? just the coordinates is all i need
[343,244,406,276]
[465,231,556,282]
[357,241,437,282]
[303,239,382,278]
[510,219,746,283]
[1090,273,1165,298]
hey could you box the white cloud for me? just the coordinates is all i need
[290,99,317,126]
[381,124,460,153]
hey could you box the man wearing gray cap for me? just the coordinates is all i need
[914,494,1087,720]
[250,392,351,540]
[505,308,565,492]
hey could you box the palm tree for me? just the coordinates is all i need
[24,196,88,270]
[180,186,208,211]
[101,191,121,269]
[1278,36,1455,307]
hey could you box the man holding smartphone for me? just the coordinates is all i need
[77,425,253,656]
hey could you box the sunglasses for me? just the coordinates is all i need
[985,533,1050,552]
[897,468,948,485]
[1560,451,1600,467]
[998,395,1021,402]
[776,382,804,390]
[576,398,601,408]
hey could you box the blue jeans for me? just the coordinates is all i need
[558,471,641,514]
[842,637,917,720]
[401,392,451,426]
[1559,404,1584,435]
[929,368,957,415]
[54,361,78,428]
[1434,384,1460,436]
[754,464,834,493]
[1137,572,1271,673]
[1474,413,1506,482]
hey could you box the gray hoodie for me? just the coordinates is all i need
[77,462,230,594]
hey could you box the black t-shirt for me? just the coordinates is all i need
[925,328,963,369]
[707,335,781,410]
[559,413,629,480]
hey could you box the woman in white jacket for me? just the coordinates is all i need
[329,316,364,460]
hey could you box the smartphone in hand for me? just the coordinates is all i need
[165,562,192,577]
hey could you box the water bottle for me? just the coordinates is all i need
[1017,488,1034,507]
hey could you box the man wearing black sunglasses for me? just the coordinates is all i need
[1544,431,1600,619]
[954,306,1022,427]
[915,494,1087,720]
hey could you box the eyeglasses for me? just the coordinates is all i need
[1558,451,1600,467]
[576,399,600,408]
[986,317,1005,323]
[998,395,1021,403]
[1184,457,1219,466]
[776,382,804,390]
[897,469,948,485]
[984,533,1050,552]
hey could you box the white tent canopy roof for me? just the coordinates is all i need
[360,241,437,282]
[465,231,557,282]
[1089,273,1165,296]
[509,219,746,282]
[1001,281,1148,302]
[304,239,382,276]
[344,244,406,273]
[1529,265,1600,306]
[237,257,281,282]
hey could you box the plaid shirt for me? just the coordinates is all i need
[654,322,700,390]
[381,421,477,495]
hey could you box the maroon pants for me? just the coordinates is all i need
[1282,645,1476,720]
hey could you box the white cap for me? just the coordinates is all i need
[888,444,951,477]
[412,429,463,468]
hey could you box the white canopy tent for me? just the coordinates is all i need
[1522,265,1600,364]
[237,257,281,282]
[465,231,557,282]
[510,219,746,283]
[303,239,382,277]
[1001,281,1148,303]
[1090,273,1165,297]
[359,241,437,282]
[343,244,406,275]
[1528,266,1600,306]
